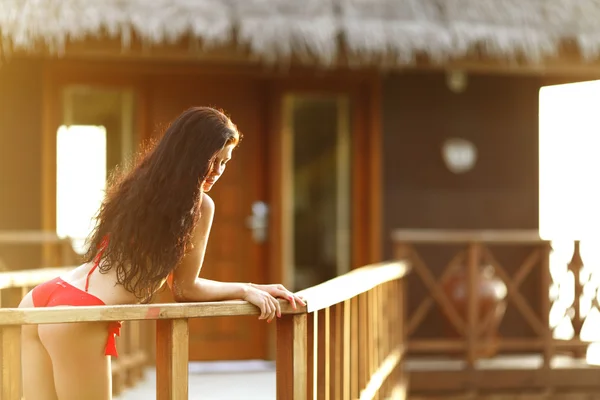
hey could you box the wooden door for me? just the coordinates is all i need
[149,75,268,361]
[267,77,382,292]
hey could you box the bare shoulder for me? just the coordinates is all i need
[190,193,215,245]
[200,192,215,214]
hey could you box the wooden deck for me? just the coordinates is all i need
[406,354,600,398]
[115,362,276,400]
[117,356,600,400]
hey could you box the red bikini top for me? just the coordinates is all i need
[84,235,110,292]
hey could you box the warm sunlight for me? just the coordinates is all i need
[539,81,600,240]
[56,125,107,254]
[539,81,600,363]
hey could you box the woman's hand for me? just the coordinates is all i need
[249,283,306,310]
[243,286,281,323]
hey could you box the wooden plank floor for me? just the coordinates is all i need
[114,356,600,399]
[115,361,276,400]
[406,354,600,398]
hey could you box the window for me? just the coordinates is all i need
[56,125,107,253]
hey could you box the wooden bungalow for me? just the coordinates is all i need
[2,0,600,398]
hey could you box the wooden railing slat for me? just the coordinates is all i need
[156,318,189,400]
[307,313,315,397]
[466,243,479,370]
[292,314,308,400]
[367,290,375,392]
[314,309,321,399]
[358,293,368,393]
[276,314,308,400]
[350,296,359,399]
[381,283,390,395]
[331,303,342,400]
[324,307,331,400]
[0,326,21,400]
[343,299,351,400]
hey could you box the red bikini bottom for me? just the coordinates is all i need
[31,277,121,357]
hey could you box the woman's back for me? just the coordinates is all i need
[60,261,139,306]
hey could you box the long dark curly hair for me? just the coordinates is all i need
[82,107,241,302]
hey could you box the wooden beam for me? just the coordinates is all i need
[392,229,545,244]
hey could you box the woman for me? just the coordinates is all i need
[19,107,305,400]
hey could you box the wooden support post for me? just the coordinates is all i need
[156,319,189,400]
[276,313,308,400]
[0,326,21,400]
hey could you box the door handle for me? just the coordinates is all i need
[246,201,269,243]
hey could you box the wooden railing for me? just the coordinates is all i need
[278,262,409,400]
[0,267,149,397]
[393,229,600,396]
[0,230,81,268]
[394,229,552,361]
[0,261,410,400]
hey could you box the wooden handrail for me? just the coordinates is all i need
[392,229,544,244]
[297,261,410,312]
[0,261,408,324]
[0,230,80,268]
[0,300,303,325]
[0,230,69,244]
[0,267,73,290]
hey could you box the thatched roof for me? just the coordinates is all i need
[1,0,600,66]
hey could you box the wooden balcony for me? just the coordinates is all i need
[394,229,600,399]
[0,261,409,400]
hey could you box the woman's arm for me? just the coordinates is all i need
[167,194,299,322]
[168,194,245,302]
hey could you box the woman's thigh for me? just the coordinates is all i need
[19,291,58,400]
[39,321,112,400]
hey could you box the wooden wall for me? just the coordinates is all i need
[382,71,543,340]
[0,58,45,269]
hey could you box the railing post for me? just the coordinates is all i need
[276,313,308,400]
[0,287,22,400]
[156,318,189,400]
[0,326,21,400]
